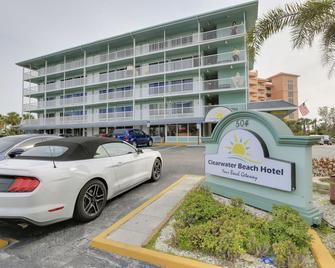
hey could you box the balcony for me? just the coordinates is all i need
[23,76,246,111]
[23,51,245,96]
[22,103,245,127]
[23,24,245,81]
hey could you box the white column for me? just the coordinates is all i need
[83,50,87,134]
[132,36,136,121]
[243,11,248,110]
[197,20,202,112]
[163,30,166,119]
[44,61,47,132]
[107,44,110,122]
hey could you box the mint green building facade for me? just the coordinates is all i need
[18,1,258,142]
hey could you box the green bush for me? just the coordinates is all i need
[172,187,312,267]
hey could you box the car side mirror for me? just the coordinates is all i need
[137,148,143,154]
[8,148,25,158]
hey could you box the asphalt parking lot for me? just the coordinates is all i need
[0,145,204,268]
[0,144,333,268]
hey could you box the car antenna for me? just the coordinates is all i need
[48,145,57,168]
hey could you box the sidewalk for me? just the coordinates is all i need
[106,175,203,246]
[91,175,219,268]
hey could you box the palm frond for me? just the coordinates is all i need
[247,2,301,62]
[290,0,335,49]
[321,22,335,78]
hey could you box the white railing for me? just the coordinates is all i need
[23,50,245,95]
[202,50,245,66]
[23,24,245,80]
[135,24,244,56]
[201,24,244,41]
[23,76,245,111]
[23,70,39,80]
[21,102,245,127]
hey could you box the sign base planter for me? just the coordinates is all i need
[203,111,323,225]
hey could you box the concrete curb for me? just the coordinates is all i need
[91,175,335,268]
[0,239,8,249]
[91,174,220,268]
[309,229,335,268]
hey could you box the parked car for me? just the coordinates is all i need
[0,137,162,226]
[322,135,332,145]
[0,134,61,160]
[111,129,153,147]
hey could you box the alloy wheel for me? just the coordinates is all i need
[152,159,161,181]
[83,184,105,217]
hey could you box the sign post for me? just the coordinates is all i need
[203,111,322,225]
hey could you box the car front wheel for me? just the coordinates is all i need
[74,179,107,222]
[148,139,153,147]
[150,158,162,182]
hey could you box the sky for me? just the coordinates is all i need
[0,0,333,119]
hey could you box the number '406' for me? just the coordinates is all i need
[235,119,249,128]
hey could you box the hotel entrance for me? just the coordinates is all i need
[149,125,165,143]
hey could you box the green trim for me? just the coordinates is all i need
[202,111,320,146]
[16,0,258,67]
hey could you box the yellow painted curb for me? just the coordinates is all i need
[309,229,335,268]
[0,239,8,249]
[91,174,218,268]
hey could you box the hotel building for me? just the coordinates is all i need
[249,70,299,120]
[18,1,258,142]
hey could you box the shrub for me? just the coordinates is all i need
[172,186,312,267]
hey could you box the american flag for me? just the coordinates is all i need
[299,102,310,116]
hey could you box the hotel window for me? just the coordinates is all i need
[149,103,164,116]
[287,80,294,103]
[99,108,107,114]
[177,124,187,136]
[172,101,193,114]
[167,124,177,136]
[149,82,165,95]
[189,123,198,136]
[183,78,193,91]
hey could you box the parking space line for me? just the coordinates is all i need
[0,239,8,249]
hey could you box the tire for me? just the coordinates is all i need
[148,139,153,147]
[132,141,137,148]
[74,179,107,222]
[150,158,162,182]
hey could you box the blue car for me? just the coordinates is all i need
[111,129,153,147]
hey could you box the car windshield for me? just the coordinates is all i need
[20,146,68,157]
[0,136,31,153]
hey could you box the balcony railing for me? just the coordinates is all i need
[23,76,246,111]
[23,50,245,96]
[23,24,245,80]
[22,103,245,127]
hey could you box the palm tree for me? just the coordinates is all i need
[5,112,21,127]
[23,113,35,120]
[0,114,6,132]
[248,0,335,78]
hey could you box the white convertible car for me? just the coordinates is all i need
[0,137,162,226]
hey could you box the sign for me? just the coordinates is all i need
[203,111,323,225]
[205,129,295,191]
[205,106,232,123]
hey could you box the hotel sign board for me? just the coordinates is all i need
[205,106,232,123]
[203,111,322,225]
[205,128,295,191]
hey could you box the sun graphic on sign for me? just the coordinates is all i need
[215,112,224,120]
[225,133,255,162]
